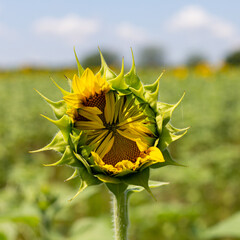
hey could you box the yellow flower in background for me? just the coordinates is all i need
[172,66,189,80]
[33,49,188,197]
[194,63,213,78]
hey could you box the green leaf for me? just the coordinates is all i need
[35,89,67,119]
[0,214,39,227]
[74,47,85,77]
[203,212,240,239]
[108,58,128,90]
[98,47,116,80]
[157,92,185,126]
[41,114,71,143]
[144,71,164,111]
[158,123,189,150]
[30,131,67,154]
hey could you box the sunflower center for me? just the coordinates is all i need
[83,92,106,112]
[102,133,141,166]
[105,122,118,133]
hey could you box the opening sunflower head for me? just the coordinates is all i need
[64,71,164,175]
[34,49,188,196]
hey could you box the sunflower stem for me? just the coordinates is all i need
[112,190,129,240]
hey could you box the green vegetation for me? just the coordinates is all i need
[0,66,239,240]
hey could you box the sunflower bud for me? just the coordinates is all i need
[33,49,188,198]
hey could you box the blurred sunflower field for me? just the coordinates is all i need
[0,64,240,240]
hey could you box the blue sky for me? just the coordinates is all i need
[0,0,239,67]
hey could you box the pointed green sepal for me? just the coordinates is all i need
[69,163,101,201]
[69,179,88,201]
[35,89,67,119]
[98,47,116,79]
[73,151,92,173]
[40,114,71,143]
[65,75,73,93]
[108,58,128,90]
[30,131,67,154]
[124,49,145,99]
[95,174,122,184]
[144,71,164,111]
[157,92,185,126]
[50,77,70,96]
[158,123,189,150]
[65,169,78,182]
[74,47,85,77]
[156,113,164,135]
[44,146,79,167]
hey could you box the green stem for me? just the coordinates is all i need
[112,190,129,240]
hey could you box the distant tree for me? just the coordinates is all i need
[225,50,240,66]
[186,54,206,67]
[139,46,165,67]
[81,50,119,68]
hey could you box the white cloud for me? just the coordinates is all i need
[167,5,237,39]
[34,15,99,44]
[116,23,149,44]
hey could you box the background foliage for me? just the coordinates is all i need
[0,64,239,240]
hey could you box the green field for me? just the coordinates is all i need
[0,66,240,240]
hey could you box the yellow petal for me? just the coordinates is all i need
[147,147,165,162]
[63,93,83,108]
[104,91,115,124]
[78,108,103,125]
[96,132,114,159]
[75,121,104,130]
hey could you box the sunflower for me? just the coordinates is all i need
[33,49,187,196]
[63,69,164,175]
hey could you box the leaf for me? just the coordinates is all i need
[40,114,71,143]
[98,48,116,79]
[65,169,78,182]
[144,71,164,111]
[157,92,185,126]
[44,146,79,167]
[124,49,145,99]
[50,77,70,96]
[69,168,101,201]
[35,89,67,119]
[158,123,189,150]
[95,174,122,184]
[0,214,39,227]
[30,131,67,154]
[74,47,85,77]
[203,212,240,239]
[108,58,128,90]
